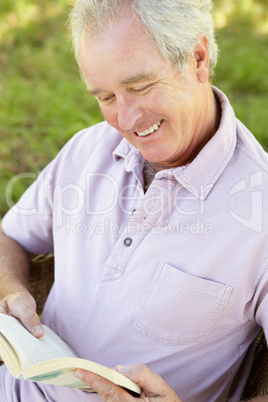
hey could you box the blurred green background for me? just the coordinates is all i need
[0,0,267,218]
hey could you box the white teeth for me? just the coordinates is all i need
[137,120,162,137]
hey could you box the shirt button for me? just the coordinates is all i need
[124,238,132,247]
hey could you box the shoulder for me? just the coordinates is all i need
[60,121,122,159]
[235,118,268,173]
[47,121,123,178]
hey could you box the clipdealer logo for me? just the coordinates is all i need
[4,170,265,234]
[228,171,263,232]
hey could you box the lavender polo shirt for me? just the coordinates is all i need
[1,87,268,402]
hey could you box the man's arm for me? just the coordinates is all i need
[0,226,44,338]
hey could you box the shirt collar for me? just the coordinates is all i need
[113,86,237,199]
[113,138,143,172]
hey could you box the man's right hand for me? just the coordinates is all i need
[0,227,44,341]
[0,291,44,338]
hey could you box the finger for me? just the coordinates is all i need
[74,370,134,402]
[7,293,44,338]
[0,305,8,315]
[13,306,44,338]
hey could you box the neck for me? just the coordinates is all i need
[143,159,157,192]
[184,86,221,164]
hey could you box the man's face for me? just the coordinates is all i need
[79,11,211,169]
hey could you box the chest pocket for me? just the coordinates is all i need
[131,262,233,345]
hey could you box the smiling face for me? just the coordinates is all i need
[79,10,219,170]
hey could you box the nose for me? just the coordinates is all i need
[117,95,143,131]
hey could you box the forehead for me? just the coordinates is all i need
[80,11,154,60]
[79,11,173,88]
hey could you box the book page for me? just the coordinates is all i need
[0,314,77,372]
[0,333,21,377]
[21,366,94,392]
[0,314,141,396]
[22,357,141,396]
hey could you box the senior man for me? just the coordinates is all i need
[0,0,268,401]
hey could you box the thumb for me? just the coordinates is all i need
[8,293,44,338]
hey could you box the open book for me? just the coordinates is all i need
[0,314,141,397]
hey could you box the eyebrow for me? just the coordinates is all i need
[87,73,156,97]
[87,88,105,97]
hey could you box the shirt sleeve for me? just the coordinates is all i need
[2,160,55,255]
[1,123,120,256]
[1,126,97,255]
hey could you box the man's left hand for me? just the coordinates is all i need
[74,363,181,401]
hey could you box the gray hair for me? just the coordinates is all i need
[69,0,218,79]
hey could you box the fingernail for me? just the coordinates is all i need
[74,371,83,380]
[34,325,43,336]
[116,365,130,374]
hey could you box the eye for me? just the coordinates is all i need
[132,84,153,94]
[97,95,115,104]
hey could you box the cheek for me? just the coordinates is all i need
[99,105,118,128]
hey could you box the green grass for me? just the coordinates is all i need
[0,1,102,217]
[0,0,267,218]
[213,8,268,149]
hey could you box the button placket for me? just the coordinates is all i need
[99,179,175,283]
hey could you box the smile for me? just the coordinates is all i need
[136,120,163,137]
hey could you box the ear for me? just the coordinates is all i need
[194,34,210,84]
